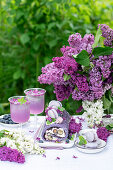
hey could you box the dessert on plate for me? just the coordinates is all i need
[42,100,71,142]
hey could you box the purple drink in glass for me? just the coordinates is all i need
[24,88,46,129]
[28,95,44,115]
[8,96,30,123]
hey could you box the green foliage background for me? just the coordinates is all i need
[0,0,113,115]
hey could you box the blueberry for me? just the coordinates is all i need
[68,135,72,140]
[66,139,70,143]
[9,121,14,124]
[0,119,3,122]
[8,118,12,121]
[1,119,6,123]
[39,140,44,143]
[5,120,9,124]
[3,115,9,120]
[12,122,16,124]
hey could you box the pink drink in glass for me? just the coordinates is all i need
[28,95,44,114]
[8,96,30,123]
[24,88,46,115]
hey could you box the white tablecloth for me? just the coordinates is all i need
[0,116,113,170]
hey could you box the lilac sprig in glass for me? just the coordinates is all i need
[24,88,46,130]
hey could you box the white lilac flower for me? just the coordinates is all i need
[0,130,44,155]
[82,99,104,127]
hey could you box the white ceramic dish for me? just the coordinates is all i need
[75,129,106,154]
[38,136,76,149]
[35,121,76,149]
[0,115,28,128]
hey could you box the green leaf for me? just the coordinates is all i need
[0,104,4,115]
[108,90,113,102]
[93,47,113,59]
[73,50,90,66]
[7,17,13,24]
[63,74,71,81]
[52,118,56,122]
[33,42,40,51]
[18,97,27,105]
[92,26,102,48]
[64,4,70,9]
[16,10,23,20]
[15,0,21,5]
[71,134,75,141]
[46,118,56,125]
[48,39,57,48]
[0,132,4,138]
[58,106,65,112]
[99,36,105,47]
[109,124,113,127]
[48,22,56,31]
[106,124,113,131]
[79,136,87,145]
[20,33,30,45]
[103,96,111,110]
[46,120,51,125]
[13,70,21,80]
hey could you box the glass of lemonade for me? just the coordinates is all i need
[8,96,30,135]
[24,88,46,129]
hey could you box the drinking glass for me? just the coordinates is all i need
[24,88,46,130]
[8,96,30,136]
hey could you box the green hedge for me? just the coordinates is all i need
[0,0,113,114]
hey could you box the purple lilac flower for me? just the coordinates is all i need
[73,155,78,159]
[68,33,82,48]
[82,34,94,45]
[72,89,95,101]
[76,106,83,113]
[76,117,85,122]
[54,84,74,101]
[99,24,113,47]
[69,118,82,133]
[75,75,89,92]
[46,116,52,122]
[60,46,78,57]
[89,67,103,99]
[52,56,78,75]
[102,114,111,118]
[0,146,25,164]
[96,55,111,78]
[97,127,110,142]
[38,62,65,85]
[42,154,46,158]
[56,157,60,160]
[38,25,113,102]
[80,43,92,54]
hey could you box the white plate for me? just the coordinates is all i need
[75,129,106,154]
[0,115,28,128]
[35,121,76,149]
[38,136,76,149]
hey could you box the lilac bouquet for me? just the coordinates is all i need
[38,24,113,119]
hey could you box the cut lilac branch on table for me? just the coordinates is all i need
[97,127,110,142]
[73,155,78,159]
[56,157,60,160]
[69,118,82,134]
[0,146,25,164]
[42,154,46,158]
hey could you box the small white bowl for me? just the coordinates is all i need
[75,129,106,154]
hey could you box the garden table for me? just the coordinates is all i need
[0,116,113,170]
